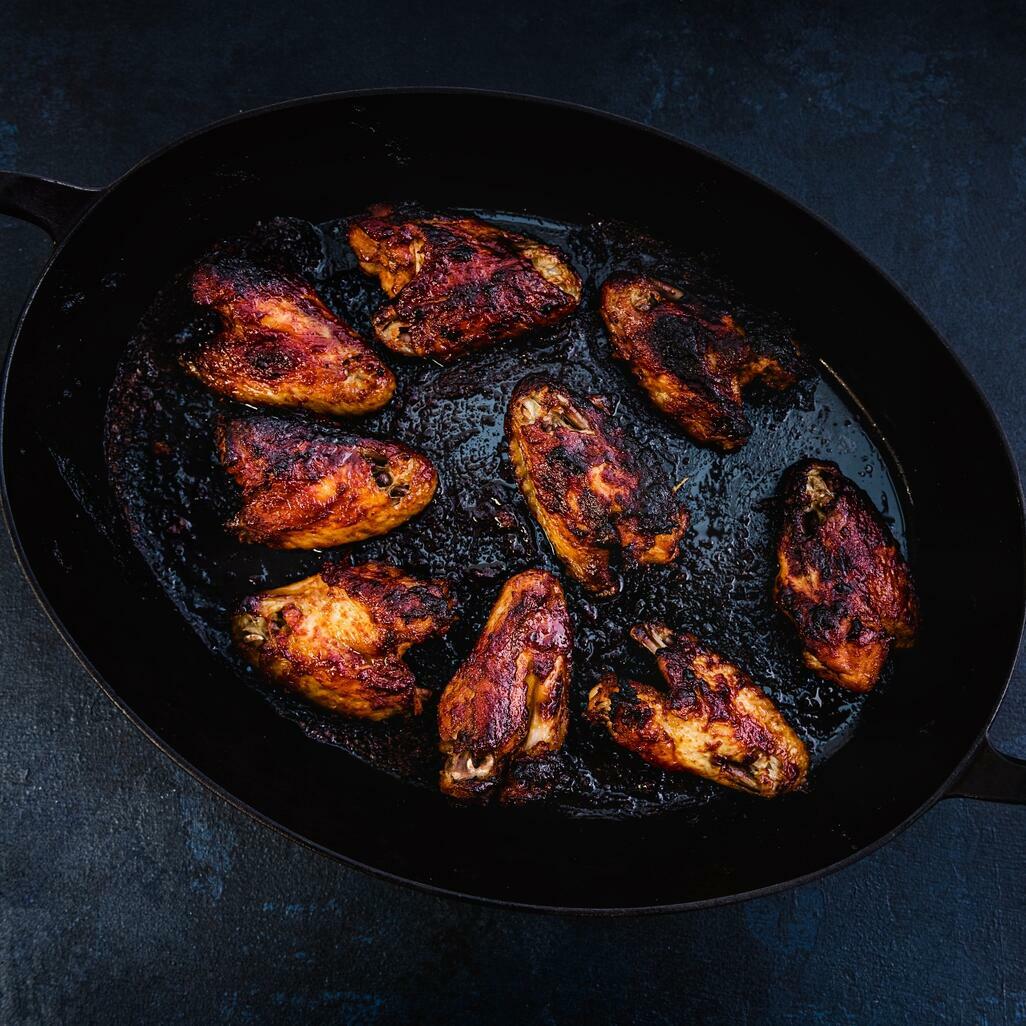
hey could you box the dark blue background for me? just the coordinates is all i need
[2,2,1025,1022]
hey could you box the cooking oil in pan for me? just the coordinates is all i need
[105,211,908,817]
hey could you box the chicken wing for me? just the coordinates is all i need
[506,375,689,596]
[216,413,437,548]
[232,562,457,720]
[587,624,808,797]
[774,459,918,691]
[182,253,395,416]
[600,272,803,451]
[437,570,572,804]
[348,206,581,361]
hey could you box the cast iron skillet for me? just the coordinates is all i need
[1,90,1024,914]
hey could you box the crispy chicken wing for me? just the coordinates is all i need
[348,206,581,361]
[600,272,803,450]
[233,562,456,720]
[774,459,918,691]
[437,570,572,804]
[506,375,689,596]
[182,253,395,416]
[216,413,437,549]
[587,624,808,797]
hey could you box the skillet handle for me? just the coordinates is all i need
[0,172,100,241]
[945,737,1026,803]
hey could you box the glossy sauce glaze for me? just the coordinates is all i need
[105,210,908,817]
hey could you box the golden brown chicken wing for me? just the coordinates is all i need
[437,570,572,804]
[216,413,437,549]
[587,624,808,797]
[600,272,803,450]
[774,459,918,692]
[232,562,457,720]
[348,206,581,361]
[182,253,395,416]
[505,375,689,596]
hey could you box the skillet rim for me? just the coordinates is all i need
[1,86,1023,915]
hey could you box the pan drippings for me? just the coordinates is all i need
[105,211,908,818]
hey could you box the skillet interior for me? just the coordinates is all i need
[105,208,905,817]
[4,92,1023,909]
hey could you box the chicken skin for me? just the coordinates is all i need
[232,562,457,720]
[600,273,804,451]
[182,253,395,416]
[774,459,918,692]
[506,375,689,596]
[216,413,437,549]
[437,570,572,804]
[587,624,809,797]
[348,206,581,361]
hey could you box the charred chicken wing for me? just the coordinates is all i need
[506,375,689,596]
[182,253,395,416]
[437,570,572,804]
[587,624,809,797]
[348,206,581,361]
[774,459,918,691]
[216,413,437,549]
[233,562,456,720]
[600,272,803,450]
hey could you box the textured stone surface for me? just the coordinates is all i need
[2,1,1025,1023]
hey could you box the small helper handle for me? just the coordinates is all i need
[0,172,101,241]
[946,736,1026,803]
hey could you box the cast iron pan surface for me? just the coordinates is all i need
[1,91,1024,912]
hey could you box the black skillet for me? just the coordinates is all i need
[1,90,1024,914]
